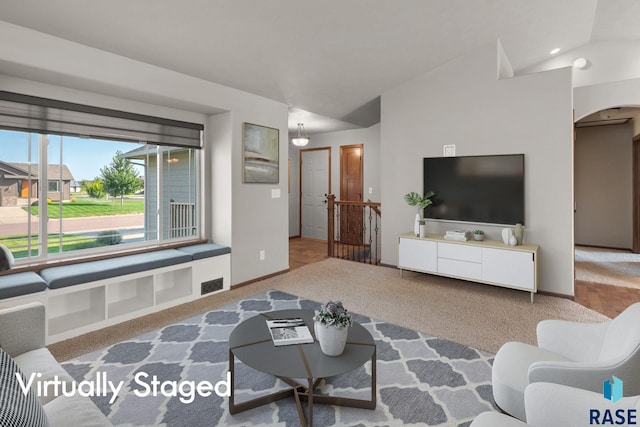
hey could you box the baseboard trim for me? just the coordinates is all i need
[575,244,632,252]
[538,290,574,301]
[379,262,398,269]
[231,268,290,289]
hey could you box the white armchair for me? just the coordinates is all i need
[472,382,640,427]
[491,302,640,420]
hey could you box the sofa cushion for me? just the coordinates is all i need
[0,272,48,300]
[0,347,50,427]
[14,348,74,406]
[176,243,231,260]
[44,393,112,427]
[40,249,192,289]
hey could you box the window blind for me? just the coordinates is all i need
[0,91,203,148]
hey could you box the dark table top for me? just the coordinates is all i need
[229,309,375,379]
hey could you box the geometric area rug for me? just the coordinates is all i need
[61,290,498,426]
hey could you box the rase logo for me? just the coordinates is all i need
[604,376,624,403]
[589,376,637,425]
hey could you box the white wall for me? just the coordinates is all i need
[522,41,640,90]
[288,124,381,237]
[528,40,640,135]
[0,21,289,286]
[575,123,633,249]
[575,78,640,126]
[381,41,575,296]
[288,146,300,237]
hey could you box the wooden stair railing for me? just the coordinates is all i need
[326,194,381,264]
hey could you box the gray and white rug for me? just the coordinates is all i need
[62,290,498,426]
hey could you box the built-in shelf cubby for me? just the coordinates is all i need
[48,286,106,336]
[155,268,192,305]
[107,276,154,319]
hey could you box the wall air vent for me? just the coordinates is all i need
[201,278,223,295]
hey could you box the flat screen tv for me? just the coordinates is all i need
[423,154,525,225]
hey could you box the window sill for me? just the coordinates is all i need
[1,239,208,276]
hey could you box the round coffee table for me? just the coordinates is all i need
[228,309,376,427]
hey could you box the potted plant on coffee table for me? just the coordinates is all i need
[313,301,353,356]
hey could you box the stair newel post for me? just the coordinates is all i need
[327,194,335,257]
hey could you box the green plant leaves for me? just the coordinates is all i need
[404,191,435,209]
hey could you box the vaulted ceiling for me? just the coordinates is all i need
[1,1,639,133]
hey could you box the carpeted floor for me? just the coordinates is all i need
[50,258,608,362]
[575,246,640,289]
[62,290,498,427]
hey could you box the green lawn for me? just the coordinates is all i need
[24,198,144,219]
[1,233,108,259]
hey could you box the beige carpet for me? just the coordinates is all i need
[575,246,640,289]
[49,258,608,361]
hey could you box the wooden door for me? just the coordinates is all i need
[340,144,363,244]
[300,148,330,240]
[21,179,29,197]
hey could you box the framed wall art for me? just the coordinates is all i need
[243,122,279,183]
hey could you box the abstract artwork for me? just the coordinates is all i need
[243,122,279,183]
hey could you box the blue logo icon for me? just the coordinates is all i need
[604,376,623,403]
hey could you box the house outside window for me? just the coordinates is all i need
[0,92,203,262]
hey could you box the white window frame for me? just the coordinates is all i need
[3,131,201,264]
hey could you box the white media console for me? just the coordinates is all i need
[398,232,538,302]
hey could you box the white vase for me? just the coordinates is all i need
[314,321,349,356]
[414,213,421,236]
[501,228,512,245]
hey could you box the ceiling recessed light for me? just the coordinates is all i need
[550,48,560,55]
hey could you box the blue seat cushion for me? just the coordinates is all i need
[176,243,231,260]
[0,272,47,299]
[40,249,192,290]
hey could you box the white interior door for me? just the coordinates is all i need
[301,149,329,240]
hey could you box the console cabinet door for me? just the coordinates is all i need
[398,238,437,273]
[482,248,535,290]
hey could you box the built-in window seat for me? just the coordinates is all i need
[0,272,48,299]
[0,243,231,344]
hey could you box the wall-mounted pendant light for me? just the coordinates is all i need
[291,123,310,146]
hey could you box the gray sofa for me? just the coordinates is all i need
[0,302,112,426]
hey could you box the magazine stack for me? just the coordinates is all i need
[266,318,314,346]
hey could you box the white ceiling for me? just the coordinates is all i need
[0,0,639,134]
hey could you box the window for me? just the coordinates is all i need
[0,92,203,262]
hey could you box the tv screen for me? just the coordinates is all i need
[423,154,524,225]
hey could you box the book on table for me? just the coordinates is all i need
[266,318,314,346]
[445,230,471,241]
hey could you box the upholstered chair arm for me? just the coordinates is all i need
[0,302,46,357]
[536,319,609,362]
[525,382,640,427]
[528,359,625,394]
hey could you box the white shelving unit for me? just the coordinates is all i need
[398,232,538,302]
[43,254,230,343]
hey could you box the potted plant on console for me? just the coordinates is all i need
[473,229,485,241]
[314,301,353,356]
[404,191,435,236]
